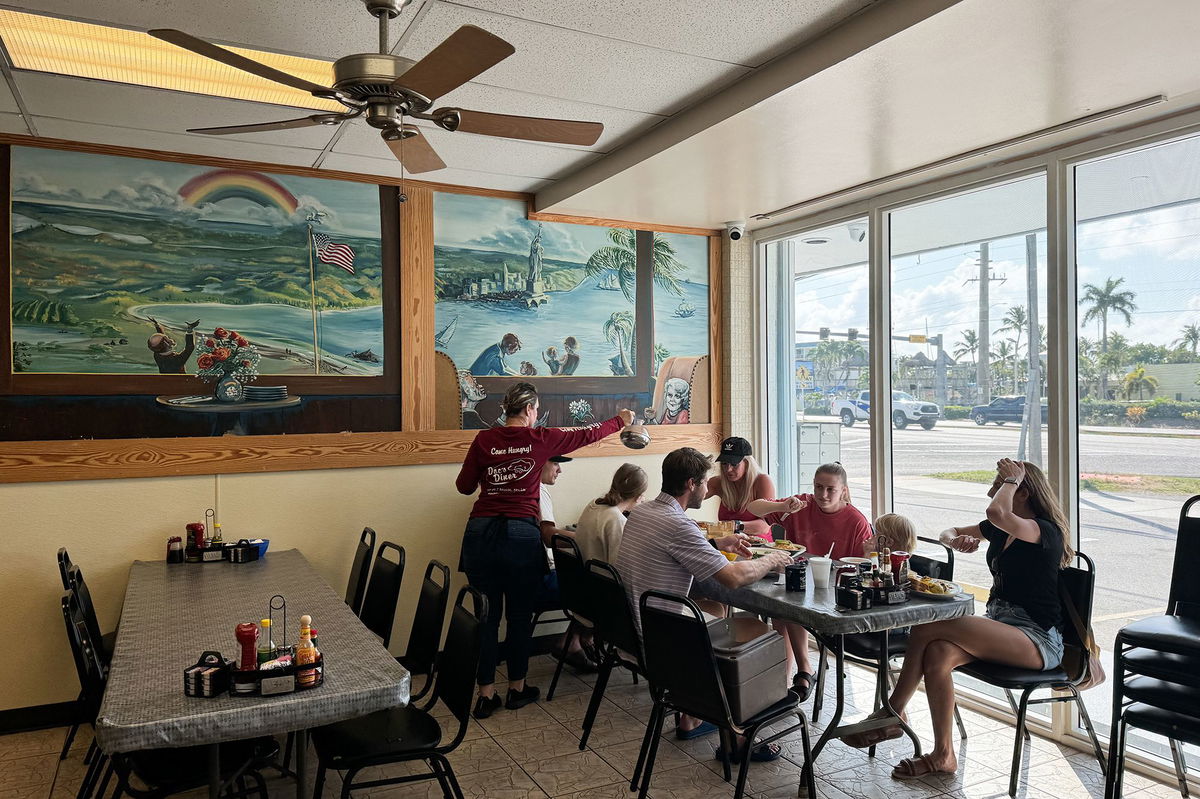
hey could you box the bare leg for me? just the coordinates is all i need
[782,622,811,674]
[479,683,495,698]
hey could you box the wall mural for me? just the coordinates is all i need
[432,191,710,429]
[9,146,383,376]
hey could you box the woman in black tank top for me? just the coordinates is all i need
[842,459,1075,781]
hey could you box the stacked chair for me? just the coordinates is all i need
[358,541,406,648]
[1106,495,1200,798]
[58,548,117,765]
[545,535,596,700]
[344,527,376,616]
[398,560,452,702]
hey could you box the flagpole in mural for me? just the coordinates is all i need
[305,211,324,373]
[305,212,357,375]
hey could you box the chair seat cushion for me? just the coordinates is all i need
[1124,676,1200,717]
[956,660,1070,688]
[1123,649,1200,687]
[1123,703,1200,746]
[842,631,909,661]
[312,706,442,768]
[1118,616,1200,657]
[128,737,278,788]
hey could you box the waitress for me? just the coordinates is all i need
[456,382,633,719]
[706,437,776,541]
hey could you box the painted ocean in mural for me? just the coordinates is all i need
[9,147,383,376]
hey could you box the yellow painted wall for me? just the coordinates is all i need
[0,451,731,712]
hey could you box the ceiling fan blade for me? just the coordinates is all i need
[149,29,333,96]
[383,127,447,173]
[187,114,349,136]
[396,25,515,103]
[438,108,603,146]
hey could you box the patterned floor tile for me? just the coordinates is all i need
[445,736,521,776]
[3,756,58,791]
[0,785,52,799]
[638,762,758,799]
[547,674,594,697]
[477,702,560,736]
[493,723,587,765]
[549,782,636,799]
[592,736,694,777]
[0,730,67,762]
[541,693,621,724]
[576,709,650,749]
[369,764,547,799]
[520,750,624,796]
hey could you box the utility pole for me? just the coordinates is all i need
[933,333,947,408]
[964,243,1006,405]
[1018,233,1042,466]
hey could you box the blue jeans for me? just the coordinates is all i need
[461,516,545,685]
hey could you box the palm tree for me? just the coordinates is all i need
[954,329,979,364]
[990,339,1016,392]
[603,310,635,375]
[999,305,1029,359]
[585,229,687,303]
[1174,323,1200,358]
[1081,277,1137,397]
[1120,365,1159,400]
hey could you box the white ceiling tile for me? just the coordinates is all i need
[31,117,323,168]
[400,3,750,114]
[452,0,875,67]
[0,112,30,134]
[320,151,546,192]
[12,0,421,60]
[15,72,341,149]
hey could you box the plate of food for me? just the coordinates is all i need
[909,575,963,600]
[765,540,805,554]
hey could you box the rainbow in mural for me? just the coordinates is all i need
[178,169,300,214]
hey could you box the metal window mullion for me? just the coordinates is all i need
[868,204,892,517]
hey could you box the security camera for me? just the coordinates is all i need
[847,223,866,242]
[725,221,746,241]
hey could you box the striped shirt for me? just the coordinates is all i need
[616,492,730,632]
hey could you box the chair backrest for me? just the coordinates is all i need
[1169,495,1200,618]
[436,586,488,747]
[359,541,405,648]
[586,560,644,670]
[65,565,106,663]
[1059,551,1097,682]
[61,590,105,722]
[639,589,733,728]
[911,535,955,581]
[403,560,451,675]
[345,527,377,616]
[58,547,74,590]
[551,534,593,623]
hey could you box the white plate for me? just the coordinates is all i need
[910,580,963,601]
[765,541,806,554]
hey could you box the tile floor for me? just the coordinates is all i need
[4,654,1184,799]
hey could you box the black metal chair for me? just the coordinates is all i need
[546,534,594,700]
[1106,495,1200,798]
[62,561,120,764]
[577,560,646,751]
[345,527,376,616]
[398,560,452,703]
[61,590,278,799]
[311,586,488,799]
[359,541,405,649]
[633,590,814,799]
[955,551,1106,797]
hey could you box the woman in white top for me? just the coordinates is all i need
[575,463,649,564]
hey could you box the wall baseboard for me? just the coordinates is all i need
[0,701,77,734]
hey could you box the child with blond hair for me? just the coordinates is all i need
[867,512,918,557]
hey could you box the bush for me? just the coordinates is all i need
[1126,406,1146,426]
[944,405,970,420]
[800,392,830,415]
[1079,397,1200,427]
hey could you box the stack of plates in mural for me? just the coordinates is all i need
[244,385,287,402]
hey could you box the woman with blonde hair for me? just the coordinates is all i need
[574,463,649,564]
[706,437,776,541]
[844,459,1076,782]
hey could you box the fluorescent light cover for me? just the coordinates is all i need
[0,10,341,112]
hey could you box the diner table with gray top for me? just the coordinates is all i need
[96,548,410,799]
[696,569,973,797]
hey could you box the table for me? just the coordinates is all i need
[156,395,303,435]
[96,549,409,799]
[696,573,973,796]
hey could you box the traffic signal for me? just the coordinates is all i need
[847,328,858,341]
[819,327,830,340]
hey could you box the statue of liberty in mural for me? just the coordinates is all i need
[523,224,548,307]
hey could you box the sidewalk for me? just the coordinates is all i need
[797,413,1200,437]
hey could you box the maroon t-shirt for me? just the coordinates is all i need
[456,417,624,519]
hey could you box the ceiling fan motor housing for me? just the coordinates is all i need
[333,53,428,126]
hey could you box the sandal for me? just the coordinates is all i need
[891,754,955,780]
[713,742,783,763]
[841,711,904,748]
[791,671,814,701]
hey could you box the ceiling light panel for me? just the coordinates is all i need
[0,10,340,112]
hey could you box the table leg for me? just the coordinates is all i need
[208,743,221,799]
[294,729,308,799]
[798,635,847,797]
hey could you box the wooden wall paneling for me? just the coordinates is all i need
[400,185,435,431]
[529,205,719,236]
[0,423,722,483]
[708,235,724,433]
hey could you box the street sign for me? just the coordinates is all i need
[848,328,858,341]
[819,327,830,340]
[908,334,927,343]
[795,365,812,389]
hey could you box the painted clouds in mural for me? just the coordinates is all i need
[9,147,382,375]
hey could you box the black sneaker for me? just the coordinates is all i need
[472,694,502,719]
[505,685,540,710]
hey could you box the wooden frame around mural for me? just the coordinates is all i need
[0,133,723,483]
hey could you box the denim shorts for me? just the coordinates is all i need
[986,598,1064,671]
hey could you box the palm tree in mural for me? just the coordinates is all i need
[604,310,636,376]
[1173,323,1200,358]
[1120,365,1159,401]
[584,229,687,303]
[1081,277,1137,397]
[999,305,1029,360]
[954,329,979,364]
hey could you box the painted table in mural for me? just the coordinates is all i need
[156,395,303,435]
[96,549,409,799]
[695,574,973,796]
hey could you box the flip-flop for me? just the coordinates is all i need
[892,754,955,780]
[791,671,814,701]
[714,742,783,763]
[842,721,903,749]
[675,718,718,740]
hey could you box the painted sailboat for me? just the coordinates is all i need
[673,301,696,318]
[594,271,621,291]
[435,315,458,348]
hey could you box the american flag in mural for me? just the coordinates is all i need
[312,231,356,274]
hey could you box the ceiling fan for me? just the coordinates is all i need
[148,0,603,173]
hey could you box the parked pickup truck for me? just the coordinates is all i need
[831,390,941,430]
[970,395,1049,426]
